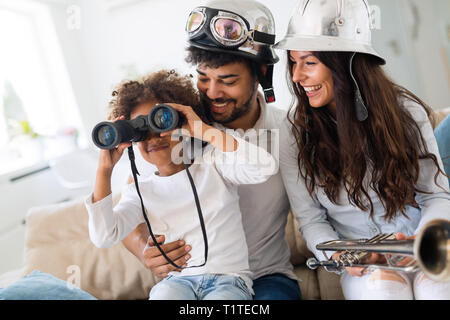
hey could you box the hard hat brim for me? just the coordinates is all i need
[275,35,386,65]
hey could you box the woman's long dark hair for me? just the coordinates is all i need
[287,51,446,221]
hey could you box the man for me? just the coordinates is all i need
[122,0,302,300]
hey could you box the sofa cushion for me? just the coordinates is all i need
[430,108,450,129]
[23,195,158,300]
[285,211,305,265]
[316,268,344,300]
[292,265,320,300]
[22,196,333,300]
[291,211,315,261]
[286,211,344,300]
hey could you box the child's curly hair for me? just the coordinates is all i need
[108,69,206,122]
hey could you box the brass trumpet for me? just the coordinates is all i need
[306,219,450,282]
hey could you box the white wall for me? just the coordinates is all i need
[44,0,449,144]
[68,0,300,127]
[406,0,450,109]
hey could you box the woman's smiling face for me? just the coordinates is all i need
[289,50,336,112]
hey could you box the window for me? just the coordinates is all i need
[0,0,84,175]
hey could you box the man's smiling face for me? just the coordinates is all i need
[196,61,257,124]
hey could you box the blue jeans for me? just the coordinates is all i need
[149,274,252,300]
[0,271,96,300]
[253,273,302,300]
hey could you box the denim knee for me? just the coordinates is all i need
[149,276,197,300]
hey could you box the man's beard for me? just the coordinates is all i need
[201,84,257,125]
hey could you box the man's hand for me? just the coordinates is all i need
[142,235,192,278]
[121,224,192,278]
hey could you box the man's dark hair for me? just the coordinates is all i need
[185,46,258,79]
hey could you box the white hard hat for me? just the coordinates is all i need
[275,0,385,64]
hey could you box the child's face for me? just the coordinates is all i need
[130,101,180,167]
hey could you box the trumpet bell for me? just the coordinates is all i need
[414,219,449,282]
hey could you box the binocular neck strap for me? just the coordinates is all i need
[127,146,208,270]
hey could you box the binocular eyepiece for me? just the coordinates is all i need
[92,104,183,149]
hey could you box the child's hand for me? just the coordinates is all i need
[160,103,211,141]
[97,116,132,173]
[160,103,237,152]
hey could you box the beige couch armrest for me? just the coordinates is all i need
[285,211,305,265]
[316,268,344,300]
[24,195,158,300]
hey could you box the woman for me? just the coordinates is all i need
[275,0,450,299]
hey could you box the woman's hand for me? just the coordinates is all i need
[395,232,416,241]
[393,232,416,267]
[331,252,385,277]
[97,115,132,173]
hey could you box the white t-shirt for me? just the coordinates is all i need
[85,135,277,291]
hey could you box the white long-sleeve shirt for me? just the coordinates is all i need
[85,135,277,289]
[279,97,450,262]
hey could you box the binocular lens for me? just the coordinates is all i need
[148,105,179,133]
[96,124,117,148]
[92,104,181,149]
[152,108,174,130]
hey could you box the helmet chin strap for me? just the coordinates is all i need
[350,52,368,122]
[256,64,275,103]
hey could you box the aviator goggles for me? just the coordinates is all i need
[186,7,275,48]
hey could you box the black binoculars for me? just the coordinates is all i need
[92,104,183,149]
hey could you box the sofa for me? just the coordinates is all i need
[0,194,344,300]
[0,108,448,300]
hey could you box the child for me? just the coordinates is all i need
[85,70,278,300]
